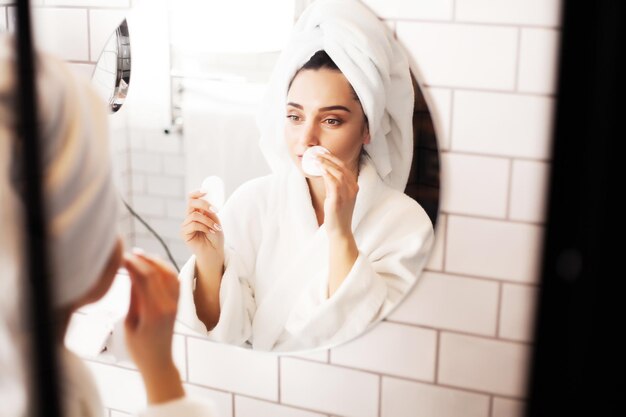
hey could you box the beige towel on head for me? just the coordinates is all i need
[0,35,120,308]
[257,0,414,191]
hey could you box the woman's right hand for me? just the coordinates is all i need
[181,190,225,269]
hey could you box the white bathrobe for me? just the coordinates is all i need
[178,156,434,352]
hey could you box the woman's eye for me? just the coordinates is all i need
[324,118,342,126]
[286,114,300,121]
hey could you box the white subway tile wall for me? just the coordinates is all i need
[330,321,437,381]
[32,8,89,60]
[35,0,560,415]
[88,9,127,61]
[492,397,527,417]
[440,153,510,218]
[381,377,490,417]
[389,272,499,336]
[499,283,539,342]
[518,29,560,94]
[280,358,379,417]
[455,0,562,27]
[397,23,518,90]
[509,159,551,223]
[187,337,279,401]
[362,0,453,21]
[438,332,532,397]
[446,215,543,283]
[451,91,555,159]
[235,396,328,417]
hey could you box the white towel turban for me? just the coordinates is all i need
[257,0,414,191]
[0,36,120,308]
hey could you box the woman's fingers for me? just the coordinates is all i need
[317,152,347,170]
[186,197,218,216]
[123,253,177,319]
[181,213,222,236]
[188,190,207,199]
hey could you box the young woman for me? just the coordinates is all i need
[178,0,435,352]
[0,35,217,416]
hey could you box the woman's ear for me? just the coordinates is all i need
[362,121,371,145]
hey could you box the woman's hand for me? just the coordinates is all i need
[181,190,225,269]
[123,251,185,404]
[316,153,360,297]
[317,153,359,238]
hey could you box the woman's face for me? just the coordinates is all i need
[285,68,370,176]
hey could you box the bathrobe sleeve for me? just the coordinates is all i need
[281,198,435,349]
[177,177,268,346]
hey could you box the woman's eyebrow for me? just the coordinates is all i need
[286,102,351,113]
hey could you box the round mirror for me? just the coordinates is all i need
[91,19,131,113]
[104,0,441,354]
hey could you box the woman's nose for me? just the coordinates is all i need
[300,121,319,147]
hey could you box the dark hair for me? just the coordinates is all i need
[288,50,368,125]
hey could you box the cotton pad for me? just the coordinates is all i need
[301,146,330,177]
[200,176,225,212]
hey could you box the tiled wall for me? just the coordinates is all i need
[1,0,561,416]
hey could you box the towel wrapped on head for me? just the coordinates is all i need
[257,0,414,191]
[0,37,120,308]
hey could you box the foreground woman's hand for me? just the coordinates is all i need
[123,252,185,404]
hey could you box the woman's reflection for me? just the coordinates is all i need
[177,0,435,352]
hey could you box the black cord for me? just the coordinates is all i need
[121,196,180,272]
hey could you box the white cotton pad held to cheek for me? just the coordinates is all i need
[301,146,330,176]
[200,176,225,212]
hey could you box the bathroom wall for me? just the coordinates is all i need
[1,0,561,416]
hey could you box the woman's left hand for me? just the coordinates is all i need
[317,153,359,238]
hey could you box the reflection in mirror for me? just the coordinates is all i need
[101,0,441,354]
[91,19,131,113]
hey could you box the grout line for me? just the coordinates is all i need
[184,335,190,382]
[514,27,522,91]
[441,213,449,271]
[496,283,503,337]
[434,330,440,383]
[231,393,236,417]
[422,83,556,98]
[438,208,546,226]
[394,17,561,30]
[505,158,514,219]
[377,375,383,417]
[233,392,334,417]
[383,321,534,346]
[277,356,282,403]
[440,149,552,163]
[384,374,528,401]
[452,0,457,21]
[489,395,494,417]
